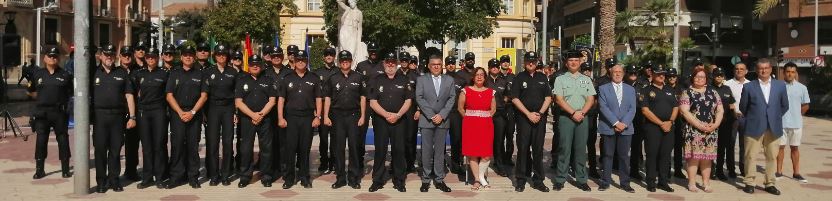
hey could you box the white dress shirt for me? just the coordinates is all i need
[760,79,771,104]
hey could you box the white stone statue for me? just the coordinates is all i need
[338,0,367,68]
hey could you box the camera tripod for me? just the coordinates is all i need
[0,66,24,140]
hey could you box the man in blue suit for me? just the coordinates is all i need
[739,58,789,195]
[596,64,637,193]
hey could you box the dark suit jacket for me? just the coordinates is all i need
[597,82,637,135]
[739,79,789,137]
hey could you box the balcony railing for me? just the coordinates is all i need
[4,0,34,8]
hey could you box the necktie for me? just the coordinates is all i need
[433,76,441,97]
[615,84,622,106]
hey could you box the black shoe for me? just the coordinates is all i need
[420,183,430,192]
[368,183,383,192]
[137,180,155,189]
[301,180,312,188]
[222,178,232,186]
[262,179,273,187]
[576,183,591,192]
[394,184,406,192]
[630,173,643,180]
[715,173,728,181]
[531,183,549,192]
[189,180,201,189]
[764,186,781,195]
[332,180,347,189]
[598,184,609,191]
[647,184,657,192]
[588,170,601,179]
[349,183,361,189]
[514,185,525,192]
[657,184,674,192]
[282,180,296,189]
[743,185,755,194]
[209,178,221,186]
[553,183,564,191]
[622,185,636,193]
[123,172,141,181]
[163,180,184,189]
[156,182,166,189]
[728,172,738,179]
[238,180,250,188]
[33,159,46,179]
[435,182,452,192]
[60,159,72,178]
[673,171,687,179]
[111,183,124,192]
[96,186,108,193]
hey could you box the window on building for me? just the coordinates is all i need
[503,0,514,15]
[306,34,325,45]
[501,38,515,48]
[308,0,322,11]
[99,0,110,16]
[44,0,57,7]
[45,18,59,45]
[98,23,111,47]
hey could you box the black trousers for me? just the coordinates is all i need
[34,108,70,161]
[283,113,314,182]
[169,111,203,182]
[549,109,560,170]
[273,113,285,177]
[586,112,599,171]
[448,110,463,168]
[239,115,274,181]
[404,111,418,169]
[673,118,685,173]
[124,125,139,175]
[737,118,746,176]
[371,115,407,186]
[358,113,371,173]
[515,114,547,186]
[138,108,168,181]
[644,123,674,186]
[492,109,509,171]
[93,109,126,186]
[319,123,333,170]
[206,104,235,179]
[716,116,737,175]
[601,134,631,186]
[504,108,516,164]
[630,119,644,176]
[331,110,363,183]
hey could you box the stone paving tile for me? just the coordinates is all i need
[0,117,830,201]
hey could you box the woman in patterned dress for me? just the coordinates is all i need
[679,68,725,193]
[459,67,496,190]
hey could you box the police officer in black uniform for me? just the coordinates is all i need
[267,46,289,74]
[397,51,420,173]
[117,46,142,182]
[581,62,602,179]
[133,41,149,69]
[630,61,653,181]
[639,65,678,192]
[666,68,686,179]
[263,45,291,178]
[485,58,510,177]
[203,44,240,186]
[315,47,339,175]
[161,44,177,71]
[234,54,277,188]
[92,44,138,193]
[367,51,413,193]
[162,45,208,189]
[323,50,366,189]
[132,47,170,189]
[711,67,737,180]
[355,42,382,174]
[498,55,517,168]
[196,42,211,68]
[29,47,73,180]
[278,50,323,189]
[286,45,300,67]
[510,51,552,192]
[447,52,475,178]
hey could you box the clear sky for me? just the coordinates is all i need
[151,0,204,10]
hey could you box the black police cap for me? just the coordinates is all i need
[366,42,379,52]
[667,68,678,77]
[642,60,655,68]
[693,57,704,66]
[249,54,264,65]
[45,47,60,57]
[410,55,418,63]
[101,44,116,55]
[464,52,475,61]
[180,45,196,54]
[445,56,456,64]
[500,55,511,63]
[232,50,243,60]
[383,52,397,60]
[197,42,210,51]
[270,46,284,55]
[626,65,639,73]
[651,65,666,74]
[287,45,299,55]
[214,44,229,55]
[563,50,582,59]
[604,58,618,68]
[146,48,160,56]
[338,50,353,60]
[399,52,410,61]
[296,50,309,60]
[324,47,337,56]
[119,46,133,56]
[262,45,274,55]
[581,62,592,71]
[163,44,177,54]
[135,41,148,50]
[488,58,499,68]
[524,51,539,61]
[538,60,546,68]
[712,67,725,77]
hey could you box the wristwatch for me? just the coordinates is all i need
[128,115,136,120]
[190,110,196,115]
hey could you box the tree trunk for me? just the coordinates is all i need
[599,0,617,75]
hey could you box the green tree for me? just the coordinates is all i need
[172,9,208,43]
[309,39,331,70]
[323,0,503,55]
[615,0,695,66]
[753,0,780,17]
[202,0,298,47]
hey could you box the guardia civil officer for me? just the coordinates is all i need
[315,47,339,175]
[323,50,366,189]
[235,55,277,188]
[162,45,208,189]
[367,52,413,193]
[552,51,596,192]
[28,47,73,180]
[132,47,170,189]
[639,65,678,192]
[92,44,137,193]
[203,44,240,186]
[510,51,553,192]
[486,58,510,177]
[277,50,323,189]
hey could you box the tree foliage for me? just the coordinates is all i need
[202,0,298,47]
[615,0,694,67]
[309,39,330,70]
[753,0,780,17]
[323,0,503,54]
[172,9,208,44]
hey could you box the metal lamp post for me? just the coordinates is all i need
[689,16,741,65]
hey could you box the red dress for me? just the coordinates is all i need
[462,87,494,157]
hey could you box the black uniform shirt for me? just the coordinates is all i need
[93,66,134,109]
[713,84,736,116]
[325,70,365,110]
[510,71,553,111]
[235,73,276,112]
[165,66,206,109]
[455,69,473,86]
[638,84,679,121]
[356,60,384,83]
[368,73,413,112]
[449,72,467,109]
[132,67,169,109]
[486,74,509,110]
[28,67,73,107]
[278,71,322,111]
[204,64,240,103]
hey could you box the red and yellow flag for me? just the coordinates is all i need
[243,33,252,72]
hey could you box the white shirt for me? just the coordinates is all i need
[759,79,771,104]
[612,82,623,106]
[432,74,442,97]
[724,78,749,113]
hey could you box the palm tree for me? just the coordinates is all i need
[598,0,617,67]
[753,0,780,17]
[614,0,678,65]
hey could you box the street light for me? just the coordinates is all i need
[688,16,741,65]
[35,2,59,68]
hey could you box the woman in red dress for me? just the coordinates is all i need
[458,67,496,190]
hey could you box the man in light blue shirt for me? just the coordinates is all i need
[776,62,810,183]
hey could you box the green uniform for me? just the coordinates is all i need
[552,72,597,184]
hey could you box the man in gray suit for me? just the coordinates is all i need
[414,55,456,192]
